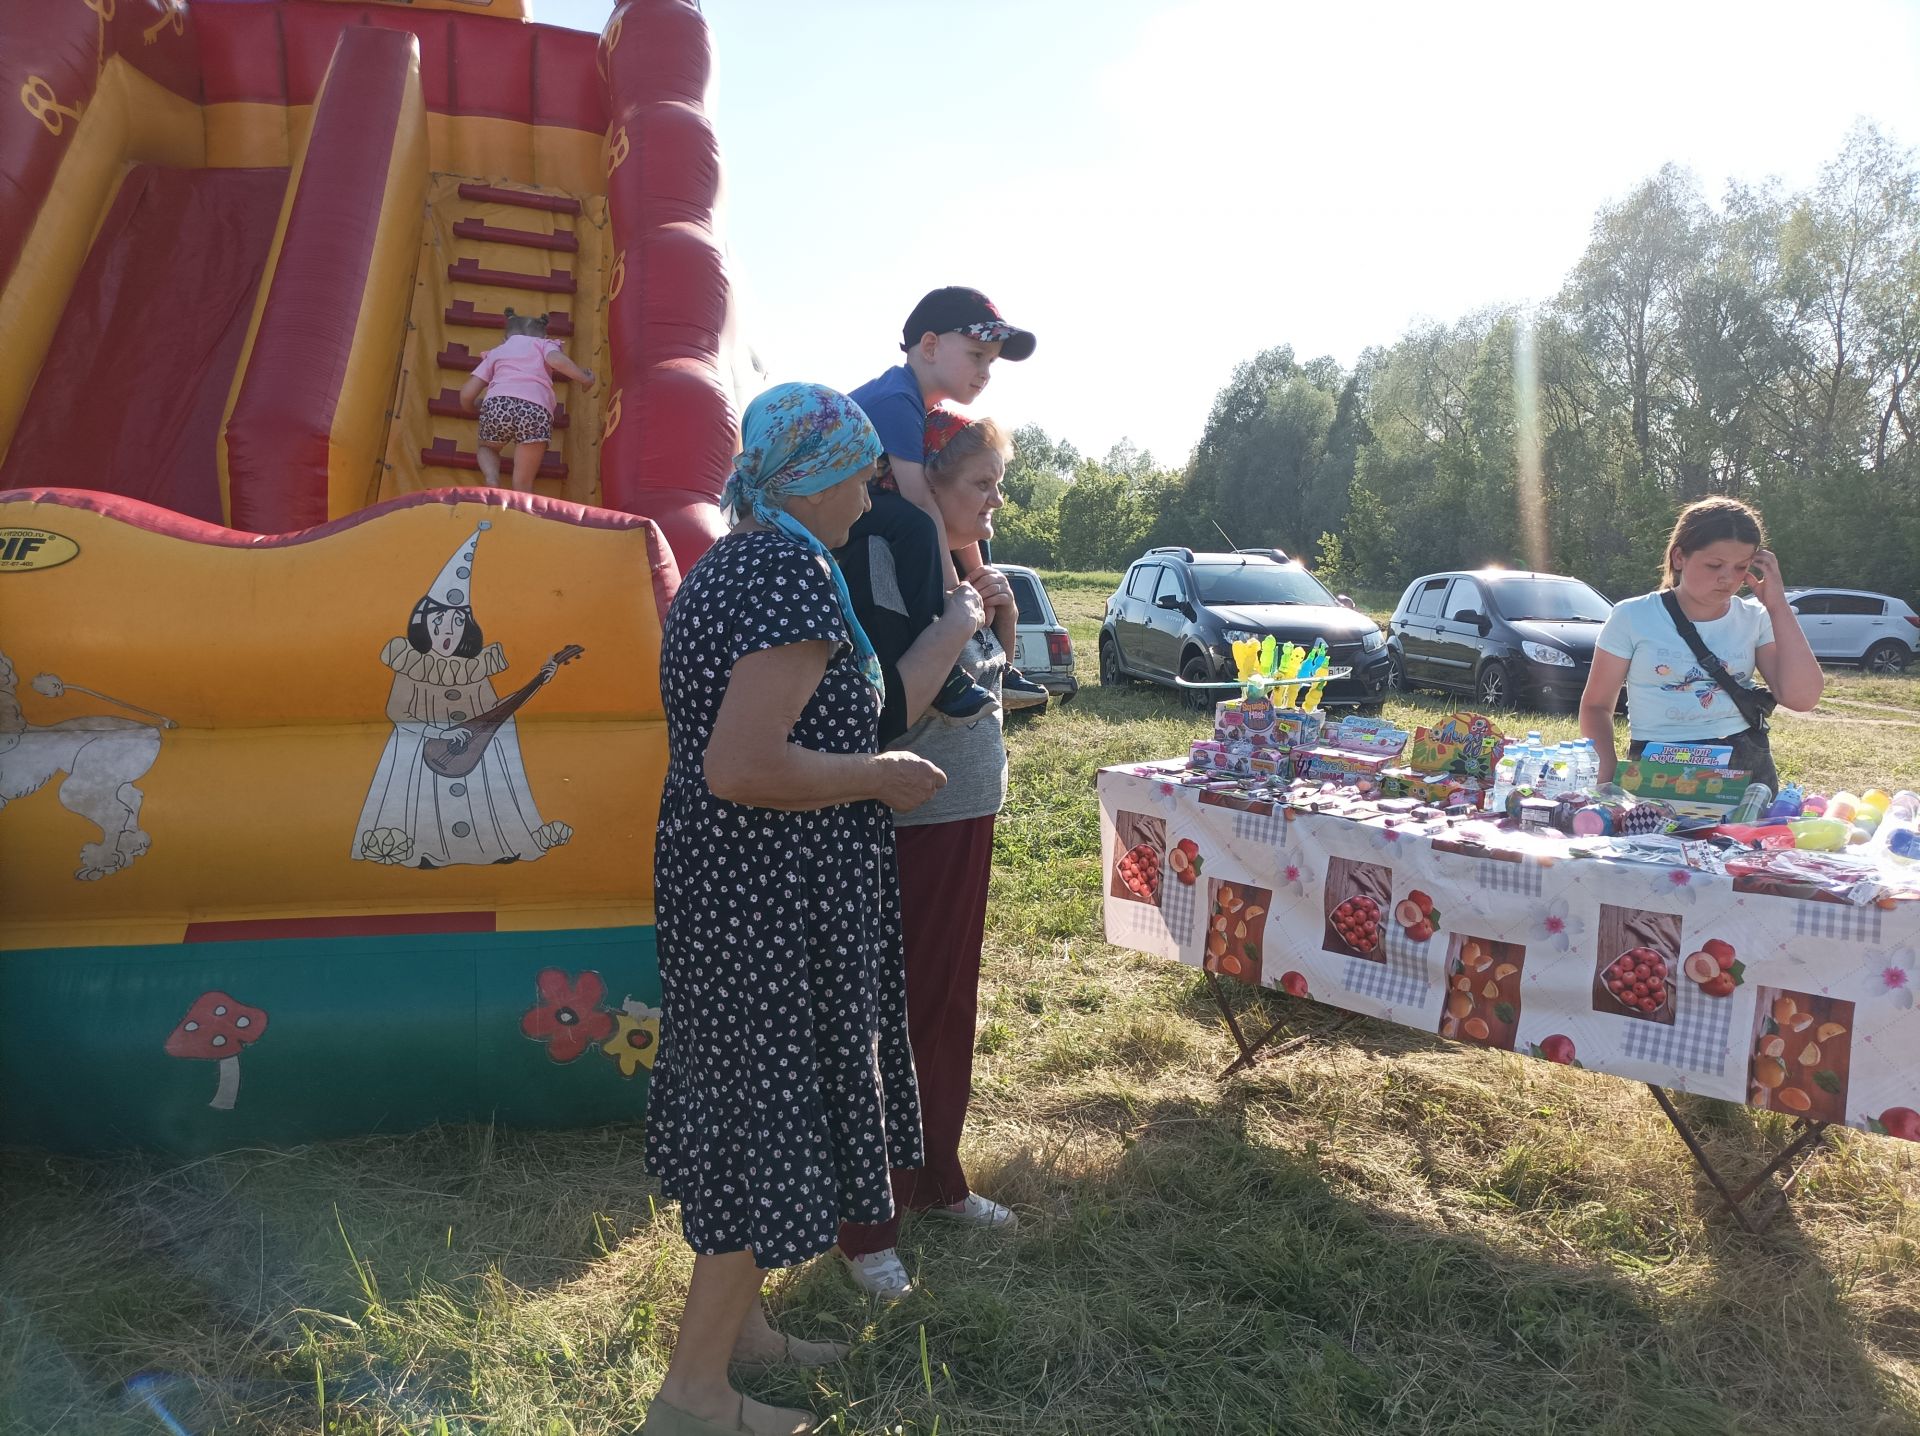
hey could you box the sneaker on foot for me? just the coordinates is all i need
[1001,669,1049,711]
[843,1248,914,1301]
[928,1193,1018,1230]
[932,668,999,722]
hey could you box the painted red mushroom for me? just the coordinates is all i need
[165,991,269,1109]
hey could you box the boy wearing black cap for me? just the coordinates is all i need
[850,287,1046,717]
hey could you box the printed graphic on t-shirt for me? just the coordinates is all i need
[1652,658,1718,719]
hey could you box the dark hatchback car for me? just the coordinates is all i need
[1101,548,1392,709]
[1386,569,1614,709]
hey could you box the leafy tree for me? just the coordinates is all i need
[1003,130,1920,603]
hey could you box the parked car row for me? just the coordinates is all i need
[1384,574,1917,708]
[1004,551,1916,723]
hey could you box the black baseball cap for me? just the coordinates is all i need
[900,286,1036,362]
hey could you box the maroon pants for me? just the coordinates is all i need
[838,813,995,1259]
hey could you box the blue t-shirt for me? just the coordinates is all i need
[850,364,928,465]
[1595,592,1775,741]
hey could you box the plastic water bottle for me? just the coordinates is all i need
[1504,746,1528,795]
[1519,739,1545,790]
[1547,744,1571,797]
[1580,739,1602,788]
[1490,752,1519,811]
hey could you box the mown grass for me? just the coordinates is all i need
[3,581,1918,1435]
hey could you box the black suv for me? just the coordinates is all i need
[1386,569,1614,709]
[1100,548,1392,709]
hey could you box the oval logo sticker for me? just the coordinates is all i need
[0,528,80,572]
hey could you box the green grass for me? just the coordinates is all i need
[4,581,1919,1434]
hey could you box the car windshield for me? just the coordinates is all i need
[1190,563,1336,607]
[1487,576,1611,622]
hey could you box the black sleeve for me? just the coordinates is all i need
[867,606,917,746]
[868,493,945,631]
[838,500,940,746]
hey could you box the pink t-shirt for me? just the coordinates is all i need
[472,335,561,412]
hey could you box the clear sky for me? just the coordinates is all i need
[540,0,1920,466]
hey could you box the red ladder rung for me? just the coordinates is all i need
[451,219,577,252]
[456,183,582,215]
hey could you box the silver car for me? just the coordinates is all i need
[1786,588,1918,674]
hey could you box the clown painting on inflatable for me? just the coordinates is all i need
[352,520,579,871]
[0,0,742,1152]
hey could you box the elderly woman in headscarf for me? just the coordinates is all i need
[641,384,987,1436]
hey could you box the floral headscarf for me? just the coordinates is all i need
[722,383,885,694]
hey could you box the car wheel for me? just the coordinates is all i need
[1387,650,1406,693]
[1865,640,1910,675]
[1475,660,1511,709]
[1099,638,1125,687]
[1179,654,1215,714]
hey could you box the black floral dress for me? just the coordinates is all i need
[647,530,923,1267]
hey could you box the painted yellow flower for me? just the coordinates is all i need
[603,1008,661,1076]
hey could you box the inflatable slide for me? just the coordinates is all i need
[0,0,735,1151]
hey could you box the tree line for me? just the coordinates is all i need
[993,123,1920,603]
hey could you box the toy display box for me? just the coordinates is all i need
[1319,714,1410,756]
[1406,711,1506,780]
[1291,715,1410,786]
[1380,768,1482,808]
[1189,739,1287,778]
[1640,742,1733,767]
[1296,747,1397,784]
[1215,698,1323,751]
[1619,759,1751,816]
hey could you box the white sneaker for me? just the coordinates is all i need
[843,1248,914,1301]
[928,1193,1018,1230]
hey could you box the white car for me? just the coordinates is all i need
[1786,588,1918,674]
[1000,564,1078,701]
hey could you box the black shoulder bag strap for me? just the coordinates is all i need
[1658,589,1778,733]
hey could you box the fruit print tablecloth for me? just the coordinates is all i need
[1098,762,1920,1143]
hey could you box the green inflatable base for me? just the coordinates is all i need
[0,925,659,1154]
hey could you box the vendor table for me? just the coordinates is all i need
[1099,761,1920,1230]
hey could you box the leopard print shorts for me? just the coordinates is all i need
[478,395,552,446]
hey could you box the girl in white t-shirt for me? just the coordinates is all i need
[1580,497,1823,792]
